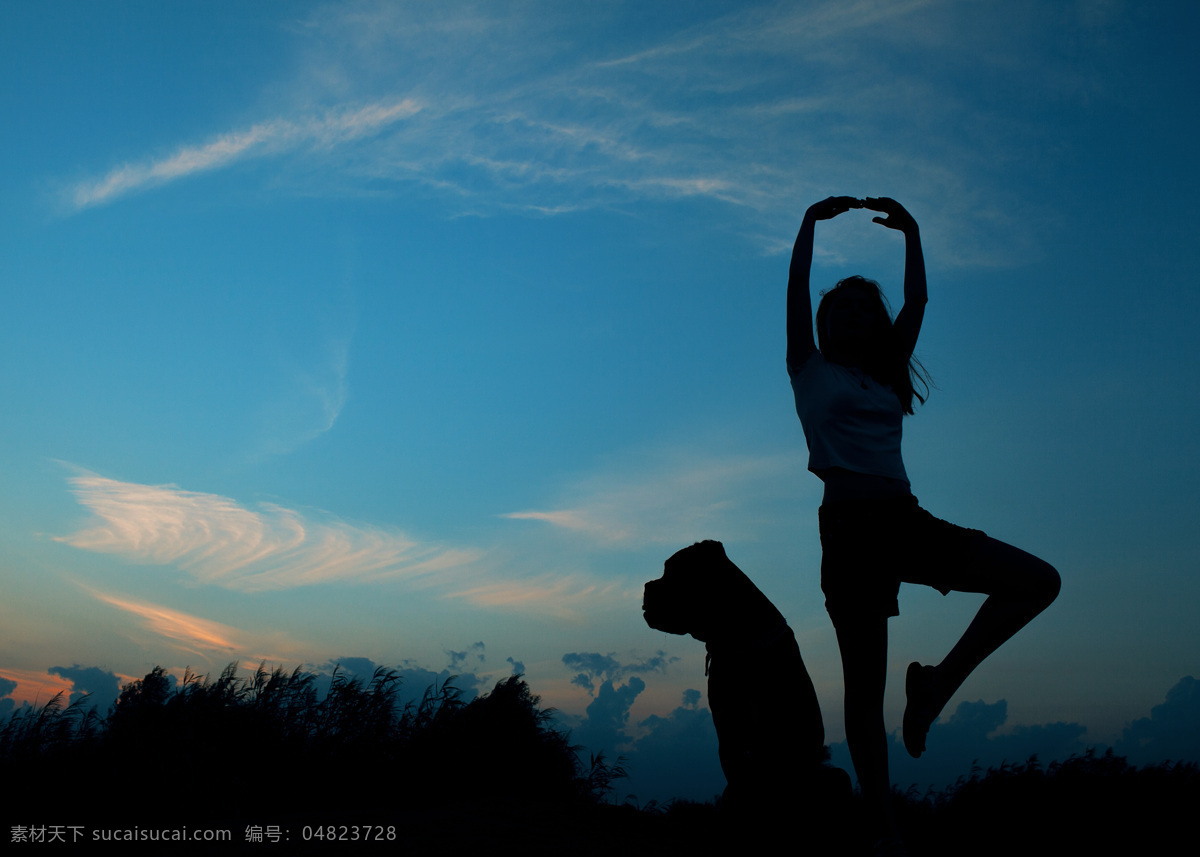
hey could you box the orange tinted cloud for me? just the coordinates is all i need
[0,668,74,709]
[89,591,241,654]
[58,473,479,592]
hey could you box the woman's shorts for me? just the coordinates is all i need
[818,495,987,623]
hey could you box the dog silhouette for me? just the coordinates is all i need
[644,540,844,813]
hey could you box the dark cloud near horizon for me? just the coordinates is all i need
[48,664,121,715]
[1115,675,1200,765]
[446,642,486,671]
[561,683,724,805]
[562,651,676,696]
[324,656,379,678]
[556,652,725,803]
[828,687,1200,795]
[879,698,1092,793]
[0,676,16,718]
[506,657,525,675]
[628,692,724,805]
[867,677,1200,794]
[571,675,647,760]
[560,665,726,805]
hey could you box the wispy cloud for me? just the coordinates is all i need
[57,472,478,592]
[503,510,603,534]
[254,332,352,457]
[285,0,1076,261]
[63,0,1109,258]
[503,448,806,547]
[54,470,619,618]
[78,586,307,664]
[444,573,625,621]
[70,99,421,209]
[88,589,243,654]
[63,3,915,223]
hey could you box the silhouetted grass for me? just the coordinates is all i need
[3,667,1196,854]
[896,749,1200,856]
[2,664,624,832]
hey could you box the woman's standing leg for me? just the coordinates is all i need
[834,612,901,847]
[904,536,1061,757]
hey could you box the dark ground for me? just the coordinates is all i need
[4,667,1194,855]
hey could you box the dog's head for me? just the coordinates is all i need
[642,540,734,642]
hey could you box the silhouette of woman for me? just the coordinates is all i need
[786,196,1060,854]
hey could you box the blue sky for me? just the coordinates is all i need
[2,0,1198,802]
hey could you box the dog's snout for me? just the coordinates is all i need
[642,578,661,606]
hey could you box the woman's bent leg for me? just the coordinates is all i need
[904,536,1061,757]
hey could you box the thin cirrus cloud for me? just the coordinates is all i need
[86,589,243,656]
[61,3,905,221]
[57,1,1069,256]
[56,472,479,593]
[254,333,351,458]
[444,573,626,621]
[81,586,307,665]
[69,98,422,209]
[503,449,806,546]
[55,472,620,617]
[59,0,1010,254]
[273,0,1047,262]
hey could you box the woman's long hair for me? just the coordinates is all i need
[815,275,932,415]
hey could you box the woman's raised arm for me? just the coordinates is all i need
[788,196,862,368]
[864,196,927,360]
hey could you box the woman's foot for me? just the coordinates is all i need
[903,662,942,758]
